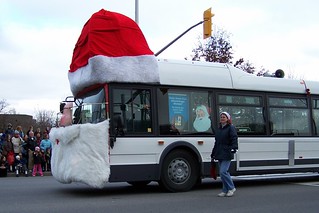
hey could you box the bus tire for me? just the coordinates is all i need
[160,150,199,192]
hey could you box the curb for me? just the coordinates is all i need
[4,171,52,178]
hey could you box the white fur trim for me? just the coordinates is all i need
[50,120,110,188]
[68,55,160,96]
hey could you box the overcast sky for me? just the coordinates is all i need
[1,0,319,116]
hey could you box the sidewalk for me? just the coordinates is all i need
[5,171,52,177]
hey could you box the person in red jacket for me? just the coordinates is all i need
[2,134,14,172]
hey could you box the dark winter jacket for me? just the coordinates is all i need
[2,140,14,156]
[25,137,37,152]
[33,152,43,164]
[212,124,238,160]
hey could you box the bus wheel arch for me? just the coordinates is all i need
[159,144,201,192]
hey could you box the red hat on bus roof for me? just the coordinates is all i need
[68,9,160,96]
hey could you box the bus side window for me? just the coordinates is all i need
[313,99,319,135]
[269,97,310,136]
[112,88,152,135]
[218,94,266,135]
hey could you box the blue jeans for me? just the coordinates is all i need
[218,160,235,192]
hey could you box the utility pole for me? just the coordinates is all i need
[135,0,139,24]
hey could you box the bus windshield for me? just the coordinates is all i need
[74,88,107,124]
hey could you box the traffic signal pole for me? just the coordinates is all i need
[154,21,204,57]
[155,8,213,57]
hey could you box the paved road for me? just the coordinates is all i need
[1,173,319,213]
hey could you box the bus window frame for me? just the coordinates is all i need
[109,84,156,137]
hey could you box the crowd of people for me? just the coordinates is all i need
[0,123,52,177]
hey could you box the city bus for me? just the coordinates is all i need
[61,58,319,192]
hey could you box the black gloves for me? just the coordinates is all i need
[210,158,216,166]
[210,153,214,159]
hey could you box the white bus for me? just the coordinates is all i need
[63,58,319,192]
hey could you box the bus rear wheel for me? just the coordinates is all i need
[160,150,199,192]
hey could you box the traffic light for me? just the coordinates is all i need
[203,8,214,39]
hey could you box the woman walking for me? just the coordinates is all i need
[211,112,238,197]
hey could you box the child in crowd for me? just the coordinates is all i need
[32,146,43,177]
[15,154,28,177]
[0,155,8,177]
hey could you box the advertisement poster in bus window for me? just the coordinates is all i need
[193,105,211,132]
[168,93,189,131]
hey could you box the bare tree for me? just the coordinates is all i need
[256,66,270,76]
[192,28,233,63]
[234,58,256,74]
[0,99,16,114]
[190,28,283,76]
[191,28,257,74]
[287,71,304,80]
[0,99,9,113]
[34,109,55,131]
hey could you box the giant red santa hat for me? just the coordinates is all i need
[68,9,160,96]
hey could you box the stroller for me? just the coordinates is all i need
[15,155,28,177]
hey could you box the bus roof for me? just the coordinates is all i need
[157,59,319,95]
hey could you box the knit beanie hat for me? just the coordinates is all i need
[220,112,231,123]
[220,112,230,120]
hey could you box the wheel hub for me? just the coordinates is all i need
[168,159,190,184]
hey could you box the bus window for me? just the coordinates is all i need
[218,94,266,135]
[157,88,213,135]
[269,97,310,136]
[112,88,152,134]
[313,99,319,135]
[76,88,106,124]
[80,103,106,124]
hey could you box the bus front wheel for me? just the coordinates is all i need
[160,150,199,192]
